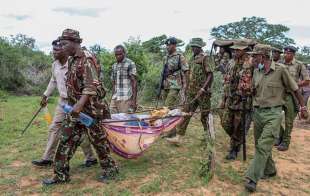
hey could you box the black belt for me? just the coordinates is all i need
[254,105,282,110]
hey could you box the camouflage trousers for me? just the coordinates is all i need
[177,93,211,136]
[220,108,252,148]
[162,89,180,137]
[54,115,118,181]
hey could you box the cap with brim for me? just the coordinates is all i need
[58,28,82,43]
[165,37,177,45]
[284,46,297,53]
[189,38,206,48]
[272,47,283,53]
[247,44,271,56]
[230,44,248,50]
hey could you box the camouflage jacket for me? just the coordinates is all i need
[66,48,108,119]
[215,52,230,74]
[162,51,189,90]
[224,57,254,110]
[188,52,212,95]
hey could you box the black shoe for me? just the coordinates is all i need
[225,149,238,160]
[261,172,277,180]
[80,159,98,168]
[42,178,69,186]
[277,143,289,151]
[244,180,256,192]
[32,159,53,167]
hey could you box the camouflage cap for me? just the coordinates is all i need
[247,44,272,56]
[229,41,249,50]
[165,37,177,45]
[58,28,82,43]
[284,46,297,53]
[189,38,206,48]
[271,47,283,54]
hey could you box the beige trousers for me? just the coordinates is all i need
[110,99,132,114]
[42,97,96,161]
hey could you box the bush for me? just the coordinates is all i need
[0,36,52,94]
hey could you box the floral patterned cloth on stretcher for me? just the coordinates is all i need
[102,109,184,159]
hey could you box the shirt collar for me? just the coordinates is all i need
[74,47,84,58]
[116,57,127,64]
[284,58,296,65]
[270,61,276,71]
[55,60,68,69]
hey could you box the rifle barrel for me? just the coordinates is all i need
[21,106,43,135]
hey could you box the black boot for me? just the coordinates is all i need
[277,143,289,151]
[225,147,238,160]
[80,159,98,168]
[32,159,53,167]
[244,179,256,192]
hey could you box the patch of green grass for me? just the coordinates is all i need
[1,96,307,194]
[139,177,162,193]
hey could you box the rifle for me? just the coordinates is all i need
[156,61,169,107]
[21,106,43,135]
[241,96,247,161]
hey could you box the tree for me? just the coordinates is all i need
[300,46,310,56]
[142,35,185,58]
[124,37,149,85]
[142,34,167,55]
[89,44,104,56]
[9,34,36,49]
[210,16,295,48]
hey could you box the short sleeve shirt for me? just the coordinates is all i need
[163,52,189,89]
[111,58,137,101]
[253,61,298,108]
[284,58,310,83]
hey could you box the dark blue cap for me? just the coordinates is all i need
[165,37,177,45]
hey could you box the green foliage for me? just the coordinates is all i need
[97,48,116,91]
[297,46,310,64]
[211,16,295,49]
[9,34,36,49]
[142,34,167,56]
[0,35,52,94]
[140,63,161,102]
[124,37,150,85]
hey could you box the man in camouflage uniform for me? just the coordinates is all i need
[166,38,213,144]
[161,37,189,138]
[220,41,253,160]
[42,29,118,185]
[215,46,231,74]
[276,46,310,151]
[32,39,97,168]
[244,44,308,192]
